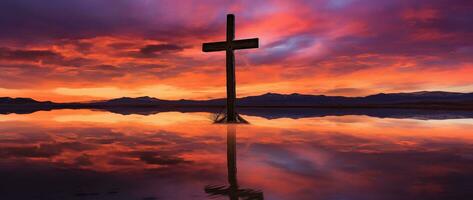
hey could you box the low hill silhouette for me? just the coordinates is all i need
[1,91,473,118]
[89,91,473,108]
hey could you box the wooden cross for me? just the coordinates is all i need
[203,14,259,123]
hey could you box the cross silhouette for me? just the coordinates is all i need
[203,14,259,123]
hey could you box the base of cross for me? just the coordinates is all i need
[214,113,249,124]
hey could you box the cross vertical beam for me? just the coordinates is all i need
[226,14,237,122]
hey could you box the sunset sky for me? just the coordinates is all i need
[0,0,472,102]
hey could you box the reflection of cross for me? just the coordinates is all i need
[205,125,264,200]
[203,14,259,123]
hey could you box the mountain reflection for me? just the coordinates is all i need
[4,106,473,120]
[205,125,264,200]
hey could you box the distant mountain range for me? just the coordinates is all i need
[2,91,473,107]
[1,91,473,117]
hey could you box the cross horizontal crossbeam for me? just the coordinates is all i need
[202,38,259,52]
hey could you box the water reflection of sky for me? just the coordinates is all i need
[0,110,472,200]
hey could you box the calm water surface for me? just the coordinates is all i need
[0,110,472,200]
